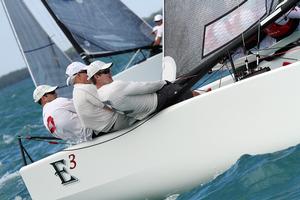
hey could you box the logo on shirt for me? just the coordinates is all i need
[47,116,56,133]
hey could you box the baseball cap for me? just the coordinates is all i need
[65,62,88,85]
[87,60,113,80]
[33,85,58,103]
[154,14,163,22]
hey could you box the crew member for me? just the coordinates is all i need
[87,60,200,121]
[150,14,163,56]
[33,84,93,143]
[66,62,135,137]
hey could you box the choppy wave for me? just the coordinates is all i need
[165,194,180,200]
[0,171,20,188]
[177,144,300,200]
[2,134,15,144]
[14,196,25,200]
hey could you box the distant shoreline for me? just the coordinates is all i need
[0,68,30,90]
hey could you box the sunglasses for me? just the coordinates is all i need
[99,68,110,74]
[44,91,56,96]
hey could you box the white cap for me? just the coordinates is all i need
[65,62,88,85]
[154,14,163,22]
[33,85,58,103]
[87,60,113,80]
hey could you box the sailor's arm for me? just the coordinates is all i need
[122,80,166,95]
[153,37,162,46]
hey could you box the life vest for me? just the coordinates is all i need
[264,18,299,40]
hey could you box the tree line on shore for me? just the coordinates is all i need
[0,68,29,90]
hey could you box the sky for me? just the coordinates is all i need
[0,0,162,77]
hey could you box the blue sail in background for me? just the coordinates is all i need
[2,0,72,97]
[44,0,154,55]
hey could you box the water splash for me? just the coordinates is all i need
[0,171,19,188]
[3,134,15,144]
[14,196,25,200]
[165,194,180,200]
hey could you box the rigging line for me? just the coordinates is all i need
[17,135,61,140]
[262,46,300,59]
[19,136,70,145]
[225,62,235,80]
[175,62,227,88]
[218,63,231,88]
[251,41,300,51]
[193,64,226,88]
[23,42,55,53]
[199,64,226,87]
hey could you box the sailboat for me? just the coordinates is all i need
[1,0,73,97]
[11,0,300,199]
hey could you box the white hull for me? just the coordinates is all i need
[114,53,162,82]
[20,61,300,199]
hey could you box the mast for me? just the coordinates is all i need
[1,0,37,86]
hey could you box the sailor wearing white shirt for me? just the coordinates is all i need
[66,62,134,136]
[33,85,93,143]
[87,61,196,121]
[152,14,163,46]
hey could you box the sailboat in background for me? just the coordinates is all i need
[1,0,72,96]
[40,0,161,75]
[2,0,162,97]
[15,0,300,199]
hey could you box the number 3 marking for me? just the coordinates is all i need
[69,154,77,169]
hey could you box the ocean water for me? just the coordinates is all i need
[0,78,66,200]
[1,78,300,200]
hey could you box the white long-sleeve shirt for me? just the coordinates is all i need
[73,84,118,132]
[43,97,93,143]
[153,24,163,45]
[97,80,166,120]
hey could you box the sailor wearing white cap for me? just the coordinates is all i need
[87,60,166,120]
[33,84,93,143]
[152,14,163,46]
[66,62,134,137]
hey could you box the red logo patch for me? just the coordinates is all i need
[47,116,56,133]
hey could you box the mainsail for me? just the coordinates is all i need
[41,0,154,58]
[165,0,298,82]
[2,0,72,97]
